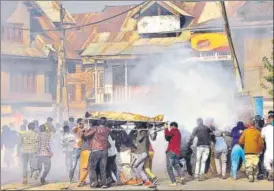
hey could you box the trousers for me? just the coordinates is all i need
[195,146,210,176]
[22,153,38,178]
[166,151,183,183]
[144,151,156,179]
[37,156,51,180]
[214,151,227,177]
[69,148,81,182]
[79,150,90,183]
[132,152,149,182]
[89,150,108,186]
[245,154,259,176]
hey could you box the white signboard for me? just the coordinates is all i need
[137,15,180,34]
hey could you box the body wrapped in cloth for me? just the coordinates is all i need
[85,111,164,122]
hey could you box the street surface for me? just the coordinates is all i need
[1,173,273,190]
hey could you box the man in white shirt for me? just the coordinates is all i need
[261,111,274,181]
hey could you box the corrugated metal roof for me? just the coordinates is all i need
[34,1,76,24]
[1,40,47,58]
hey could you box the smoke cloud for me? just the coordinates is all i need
[108,46,239,171]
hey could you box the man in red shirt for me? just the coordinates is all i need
[165,122,184,186]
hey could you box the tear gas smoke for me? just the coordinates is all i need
[110,46,239,172]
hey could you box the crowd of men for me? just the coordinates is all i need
[1,110,273,189]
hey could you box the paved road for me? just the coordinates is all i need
[2,176,273,190]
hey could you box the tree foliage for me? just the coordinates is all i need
[262,40,274,96]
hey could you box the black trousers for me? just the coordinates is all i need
[89,150,108,186]
[106,155,117,181]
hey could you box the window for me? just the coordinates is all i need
[45,72,51,94]
[98,72,104,88]
[10,72,37,93]
[81,84,86,101]
[68,63,76,73]
[67,84,76,101]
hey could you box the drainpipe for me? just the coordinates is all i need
[125,61,128,102]
[94,62,97,104]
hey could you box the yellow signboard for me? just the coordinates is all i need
[191,33,229,52]
[1,105,12,114]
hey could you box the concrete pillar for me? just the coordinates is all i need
[1,71,10,97]
[36,73,45,95]
[76,83,81,102]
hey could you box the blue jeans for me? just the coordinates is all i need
[166,151,183,183]
[69,148,81,182]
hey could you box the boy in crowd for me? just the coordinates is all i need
[239,118,264,182]
[165,122,185,186]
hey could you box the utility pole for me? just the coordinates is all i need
[56,4,67,123]
[220,1,244,92]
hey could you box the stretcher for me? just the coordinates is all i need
[85,111,166,130]
[85,111,164,122]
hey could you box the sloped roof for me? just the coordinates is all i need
[1,40,47,58]
[34,1,76,24]
[66,5,133,52]
[193,1,273,30]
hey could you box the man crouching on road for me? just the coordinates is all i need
[165,122,185,186]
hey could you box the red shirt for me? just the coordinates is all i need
[165,128,181,156]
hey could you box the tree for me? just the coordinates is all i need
[262,40,274,96]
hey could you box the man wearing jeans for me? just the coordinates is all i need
[165,122,184,187]
[187,118,215,181]
[83,117,111,189]
[69,118,85,183]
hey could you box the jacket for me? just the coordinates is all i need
[213,131,227,153]
[238,127,264,154]
[188,125,214,148]
[231,122,245,147]
[84,125,111,151]
[165,128,181,156]
[133,130,149,154]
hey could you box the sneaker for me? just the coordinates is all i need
[101,185,108,189]
[33,171,40,180]
[77,182,85,187]
[222,176,227,180]
[180,177,185,185]
[40,178,47,185]
[90,182,98,188]
[267,171,273,181]
[22,178,28,185]
[152,177,159,185]
[248,175,255,182]
[133,179,143,186]
[198,174,206,182]
[144,181,155,188]
[169,182,177,187]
